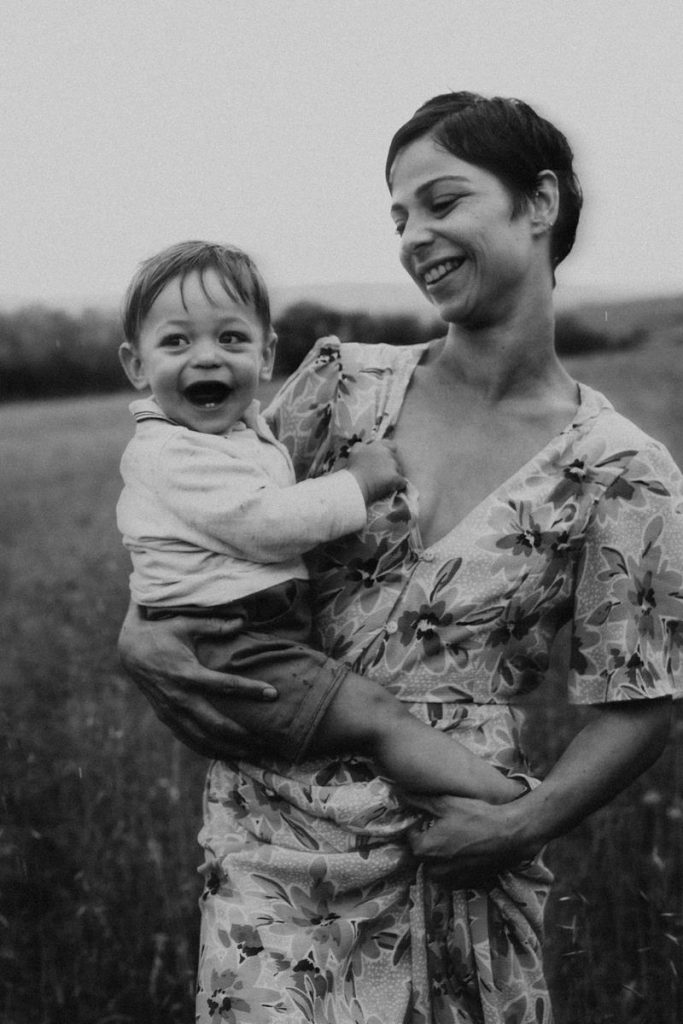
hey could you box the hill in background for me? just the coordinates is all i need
[0,282,680,403]
[271,281,683,351]
[271,278,683,319]
[271,281,683,347]
[2,279,681,333]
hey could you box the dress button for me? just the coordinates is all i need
[422,551,436,562]
[386,621,398,634]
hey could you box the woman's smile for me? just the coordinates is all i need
[421,256,466,287]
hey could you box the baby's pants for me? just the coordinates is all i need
[144,579,349,761]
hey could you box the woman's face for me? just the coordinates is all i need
[389,134,542,329]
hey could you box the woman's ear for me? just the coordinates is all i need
[118,342,149,391]
[259,329,278,383]
[530,170,560,237]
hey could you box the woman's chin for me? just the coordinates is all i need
[430,294,471,327]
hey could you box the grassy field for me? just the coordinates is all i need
[1,330,682,1023]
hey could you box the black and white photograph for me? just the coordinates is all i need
[1,3,682,1022]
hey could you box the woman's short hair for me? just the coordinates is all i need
[122,240,272,344]
[385,91,583,269]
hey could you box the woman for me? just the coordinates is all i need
[119,92,682,1023]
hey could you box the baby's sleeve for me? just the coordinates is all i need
[568,443,683,704]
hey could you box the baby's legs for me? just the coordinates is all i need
[310,672,522,802]
[159,581,522,802]
[199,626,520,801]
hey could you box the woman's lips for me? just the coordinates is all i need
[422,257,465,287]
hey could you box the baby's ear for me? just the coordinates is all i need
[118,342,149,391]
[259,329,278,382]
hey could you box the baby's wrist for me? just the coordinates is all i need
[347,466,371,505]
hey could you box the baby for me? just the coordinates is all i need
[117,240,524,802]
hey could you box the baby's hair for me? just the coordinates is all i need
[122,240,272,344]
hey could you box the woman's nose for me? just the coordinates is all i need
[400,217,433,258]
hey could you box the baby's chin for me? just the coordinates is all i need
[181,412,243,435]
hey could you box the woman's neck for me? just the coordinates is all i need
[427,304,573,405]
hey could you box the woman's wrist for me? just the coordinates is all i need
[511,783,565,861]
[489,782,552,864]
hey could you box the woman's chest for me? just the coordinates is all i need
[391,386,576,549]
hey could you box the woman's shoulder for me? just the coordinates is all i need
[577,380,683,484]
[305,336,427,376]
[268,336,427,420]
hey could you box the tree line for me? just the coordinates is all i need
[0,301,641,402]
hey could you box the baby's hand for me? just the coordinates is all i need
[347,439,406,505]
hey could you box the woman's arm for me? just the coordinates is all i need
[406,697,672,886]
[118,601,278,759]
[410,448,683,883]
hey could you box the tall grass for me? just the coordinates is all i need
[1,332,682,1023]
[0,394,204,1023]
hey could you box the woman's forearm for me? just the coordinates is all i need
[515,697,672,855]
[406,697,672,883]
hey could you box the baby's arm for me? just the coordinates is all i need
[143,434,405,563]
[309,671,525,803]
[208,437,404,558]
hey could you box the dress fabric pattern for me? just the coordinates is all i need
[196,339,683,1024]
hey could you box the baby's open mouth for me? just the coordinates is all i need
[183,381,231,408]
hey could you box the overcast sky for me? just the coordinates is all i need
[2,0,682,310]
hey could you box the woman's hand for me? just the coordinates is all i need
[118,601,277,760]
[404,792,540,887]
[405,698,672,888]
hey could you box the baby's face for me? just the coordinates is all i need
[124,269,275,434]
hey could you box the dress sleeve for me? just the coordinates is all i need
[568,443,683,704]
[264,337,344,481]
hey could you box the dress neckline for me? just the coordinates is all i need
[381,343,611,554]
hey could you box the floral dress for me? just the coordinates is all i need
[196,338,683,1024]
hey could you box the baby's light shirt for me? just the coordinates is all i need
[117,396,367,608]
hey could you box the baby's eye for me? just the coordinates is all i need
[159,334,187,348]
[218,331,246,346]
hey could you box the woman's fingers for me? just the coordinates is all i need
[119,604,278,700]
[173,700,261,761]
[401,791,454,817]
[139,679,262,760]
[170,655,278,700]
[403,791,538,885]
